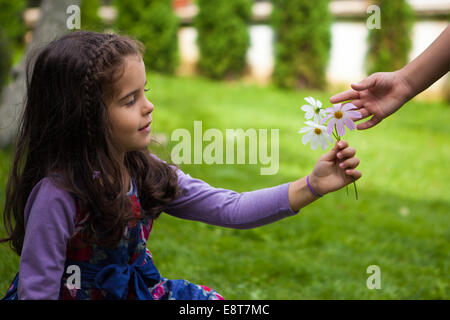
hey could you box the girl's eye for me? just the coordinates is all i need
[125,88,150,106]
[125,97,136,106]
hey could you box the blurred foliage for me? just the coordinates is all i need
[0,0,26,48]
[366,0,415,74]
[80,0,104,32]
[271,0,331,90]
[0,0,25,99]
[113,0,179,74]
[194,0,251,80]
[0,29,13,101]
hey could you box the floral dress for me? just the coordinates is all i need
[2,178,224,300]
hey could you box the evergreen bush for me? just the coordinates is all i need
[195,0,251,80]
[114,0,179,74]
[271,0,332,89]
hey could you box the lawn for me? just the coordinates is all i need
[1,71,449,299]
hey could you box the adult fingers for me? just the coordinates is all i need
[329,89,360,104]
[353,108,371,121]
[351,74,378,91]
[356,115,383,130]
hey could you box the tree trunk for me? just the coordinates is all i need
[0,0,81,148]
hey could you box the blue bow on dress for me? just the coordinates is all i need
[66,251,161,300]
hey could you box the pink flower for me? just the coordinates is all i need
[321,103,362,137]
[152,282,166,300]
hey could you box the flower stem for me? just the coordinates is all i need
[334,124,358,200]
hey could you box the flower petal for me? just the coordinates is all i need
[326,133,334,144]
[344,117,356,131]
[324,107,335,114]
[327,118,336,135]
[346,110,362,119]
[319,135,329,150]
[310,135,319,150]
[342,103,357,112]
[304,96,316,106]
[336,119,346,137]
[301,105,314,112]
[301,131,314,145]
[313,113,323,125]
[321,114,333,125]
[316,100,322,108]
[304,111,314,120]
[298,126,314,133]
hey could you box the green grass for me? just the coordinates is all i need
[1,71,449,299]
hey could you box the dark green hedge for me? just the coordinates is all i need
[0,0,26,47]
[0,29,12,101]
[195,0,251,80]
[271,0,331,89]
[113,0,179,74]
[80,0,103,32]
[366,0,415,74]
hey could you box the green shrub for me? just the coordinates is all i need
[80,0,103,32]
[366,0,415,74]
[195,0,251,80]
[0,0,26,48]
[113,0,179,74]
[0,28,13,100]
[271,0,331,90]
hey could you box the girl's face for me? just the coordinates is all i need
[107,55,154,155]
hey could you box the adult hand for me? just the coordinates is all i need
[329,71,413,130]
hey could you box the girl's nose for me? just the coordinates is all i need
[143,96,154,114]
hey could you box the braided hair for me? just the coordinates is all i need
[1,31,181,253]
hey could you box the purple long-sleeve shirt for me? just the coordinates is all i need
[17,160,299,299]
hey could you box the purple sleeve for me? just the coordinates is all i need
[163,167,300,229]
[18,177,76,300]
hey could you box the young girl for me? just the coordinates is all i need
[1,31,361,300]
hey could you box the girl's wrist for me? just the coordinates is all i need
[307,174,324,198]
[288,176,321,212]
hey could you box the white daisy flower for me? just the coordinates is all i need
[301,96,327,124]
[298,120,334,150]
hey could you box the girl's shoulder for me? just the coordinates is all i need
[24,175,78,227]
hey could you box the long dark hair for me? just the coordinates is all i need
[1,31,180,254]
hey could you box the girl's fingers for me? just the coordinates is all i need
[345,169,362,180]
[337,140,348,149]
[339,157,359,169]
[337,147,356,160]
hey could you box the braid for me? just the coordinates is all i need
[82,34,117,150]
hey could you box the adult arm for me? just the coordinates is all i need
[330,25,450,130]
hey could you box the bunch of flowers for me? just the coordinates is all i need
[298,96,362,199]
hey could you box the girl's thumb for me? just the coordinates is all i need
[321,143,339,161]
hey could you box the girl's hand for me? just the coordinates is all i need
[308,140,362,196]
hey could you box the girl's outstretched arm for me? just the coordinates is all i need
[162,140,360,227]
[164,167,299,229]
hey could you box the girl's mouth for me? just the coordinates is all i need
[138,122,151,131]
